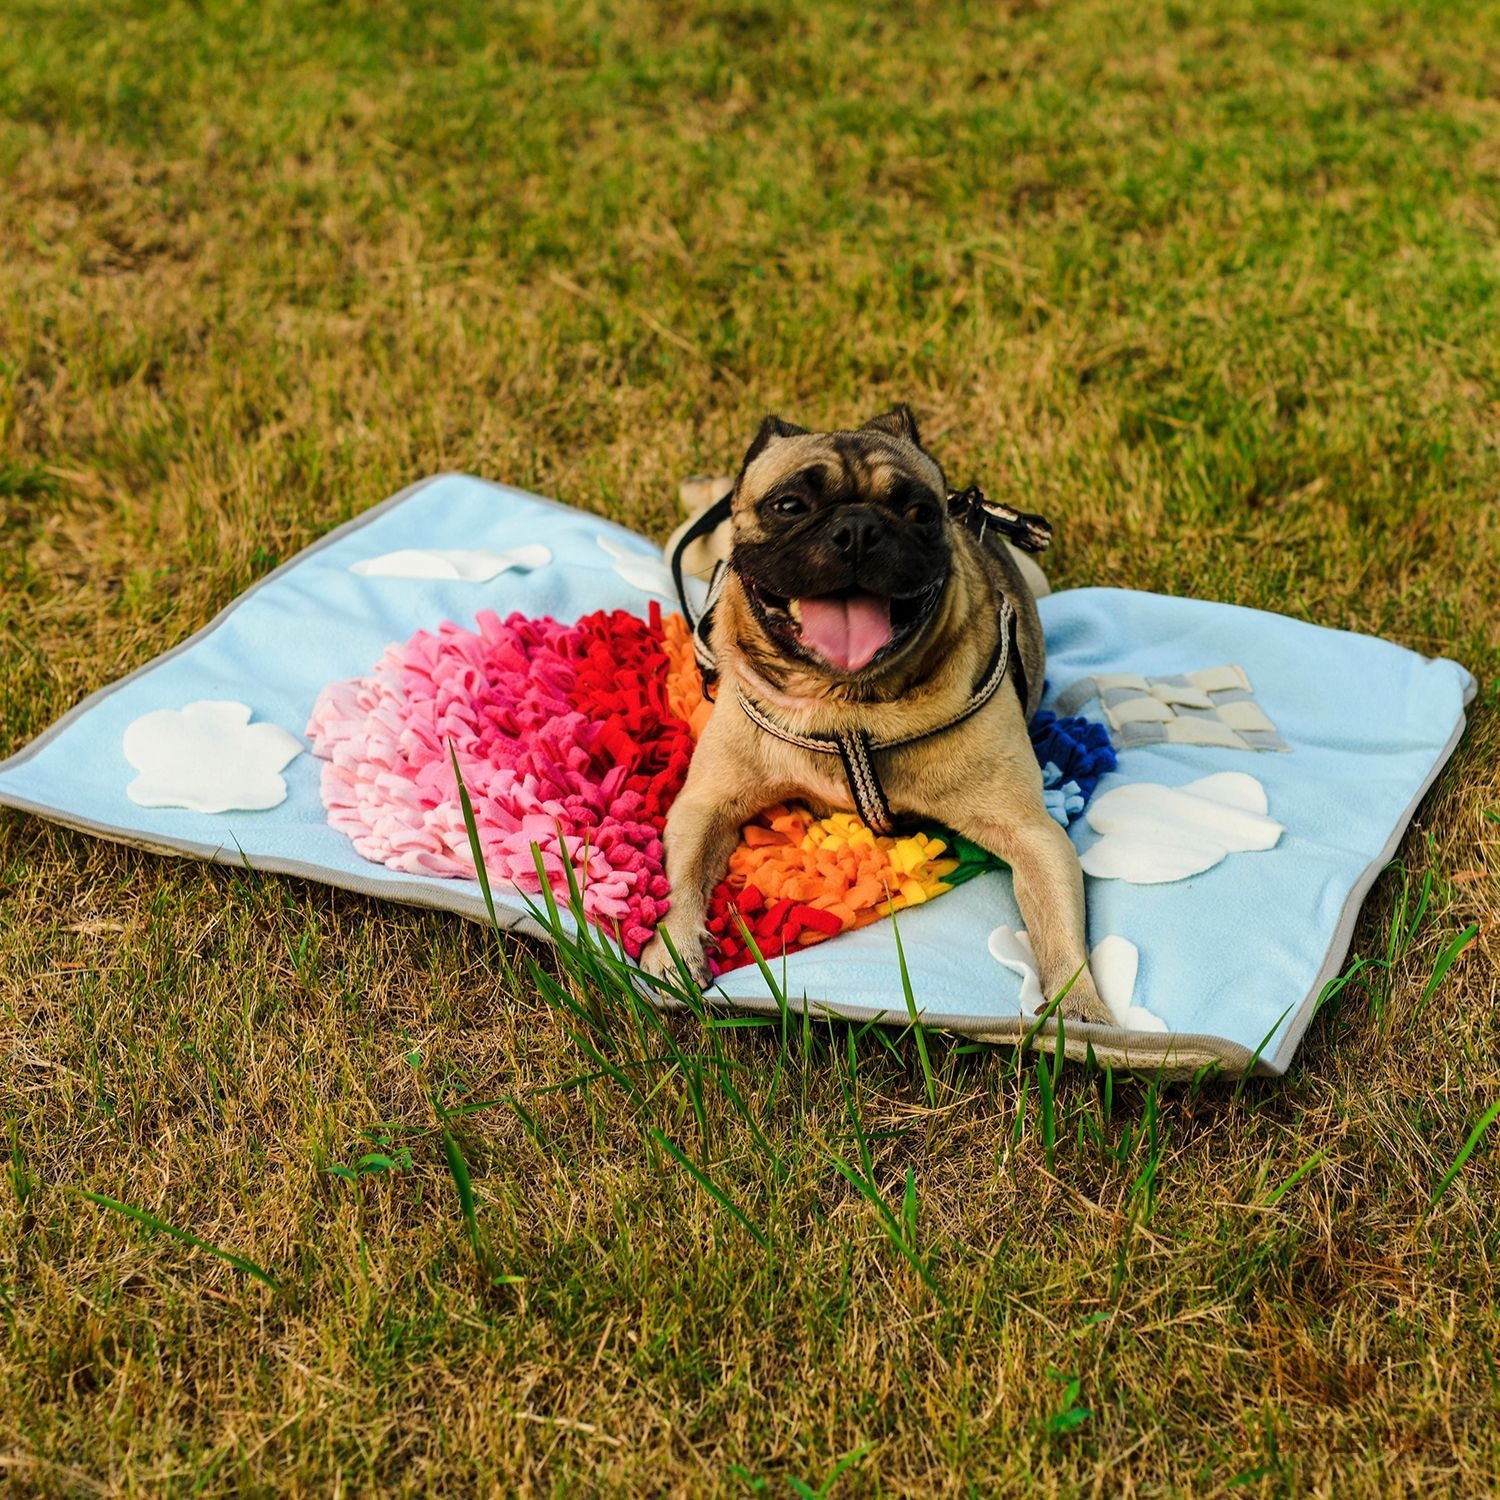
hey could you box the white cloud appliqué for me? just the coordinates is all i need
[986,927,1167,1032]
[350,544,552,581]
[986,926,1046,1014]
[123,701,303,813]
[1078,771,1282,884]
[596,534,707,611]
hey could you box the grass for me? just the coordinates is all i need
[2,0,1499,1491]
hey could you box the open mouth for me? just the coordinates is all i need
[740,575,945,672]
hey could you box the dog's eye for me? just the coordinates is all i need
[905,500,939,525]
[769,495,809,517]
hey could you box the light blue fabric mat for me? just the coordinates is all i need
[0,474,1475,1077]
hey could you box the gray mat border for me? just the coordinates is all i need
[0,473,1477,1080]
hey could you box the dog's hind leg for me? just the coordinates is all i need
[1005,541,1050,600]
[664,475,734,583]
[677,474,733,518]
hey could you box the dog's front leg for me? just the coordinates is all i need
[957,810,1112,1025]
[639,769,759,988]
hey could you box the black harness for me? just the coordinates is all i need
[668,484,1052,837]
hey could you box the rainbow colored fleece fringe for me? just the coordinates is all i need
[307,603,1113,974]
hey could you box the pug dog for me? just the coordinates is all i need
[640,406,1108,1024]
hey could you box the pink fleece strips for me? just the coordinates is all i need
[306,605,693,956]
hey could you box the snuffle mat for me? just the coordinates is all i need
[0,474,1475,1077]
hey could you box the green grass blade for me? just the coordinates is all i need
[449,741,500,932]
[649,922,709,1009]
[1263,1145,1330,1206]
[441,1128,479,1246]
[889,909,936,1107]
[900,1165,918,1250]
[835,1035,875,1181]
[551,815,597,948]
[732,913,789,1018]
[1011,1068,1030,1147]
[819,1445,874,1497]
[83,1191,281,1292]
[1403,868,1434,959]
[1231,1004,1294,1102]
[1036,1048,1056,1170]
[1410,923,1479,1025]
[649,1128,769,1249]
[1386,865,1410,968]
[1126,1078,1163,1219]
[527,842,569,944]
[711,1065,783,1177]
[1312,954,1370,1020]
[1427,1097,1500,1216]
[828,1154,945,1302]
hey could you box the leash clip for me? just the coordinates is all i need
[947,485,1053,554]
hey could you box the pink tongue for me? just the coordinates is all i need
[795,592,894,671]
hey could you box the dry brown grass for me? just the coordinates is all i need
[2,0,1499,1493]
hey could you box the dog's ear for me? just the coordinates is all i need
[740,414,807,472]
[859,404,923,448]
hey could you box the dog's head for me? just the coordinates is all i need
[727,406,952,676]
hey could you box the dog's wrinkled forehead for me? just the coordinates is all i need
[733,409,946,515]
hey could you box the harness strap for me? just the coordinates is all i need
[669,491,734,691]
[691,563,728,682]
[834,730,896,836]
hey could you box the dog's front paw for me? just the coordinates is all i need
[638,929,713,990]
[1052,969,1114,1027]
